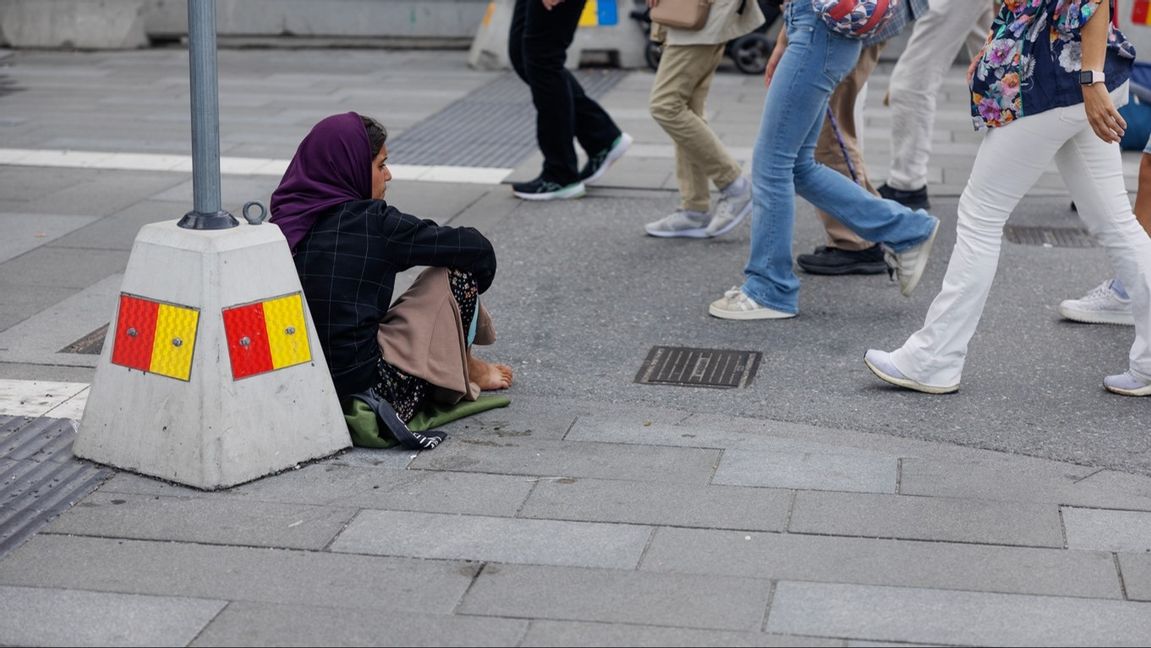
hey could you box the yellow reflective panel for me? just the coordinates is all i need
[149,303,199,381]
[262,293,311,370]
[579,0,598,26]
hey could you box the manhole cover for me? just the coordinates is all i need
[59,324,108,355]
[1004,225,1096,248]
[635,346,761,389]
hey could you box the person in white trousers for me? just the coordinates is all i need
[879,0,996,209]
[866,0,1151,397]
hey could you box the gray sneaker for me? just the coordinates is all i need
[645,210,709,238]
[706,180,753,237]
[884,218,940,297]
[1104,371,1151,396]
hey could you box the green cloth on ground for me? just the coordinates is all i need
[342,395,511,448]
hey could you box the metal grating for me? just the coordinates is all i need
[59,323,109,355]
[387,70,626,168]
[0,416,112,560]
[635,346,762,389]
[1004,225,1097,248]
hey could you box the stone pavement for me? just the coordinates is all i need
[0,46,1150,646]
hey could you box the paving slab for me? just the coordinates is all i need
[0,212,101,263]
[640,527,1121,599]
[518,478,792,532]
[766,581,1151,646]
[46,491,358,550]
[0,534,477,612]
[899,459,1151,510]
[1062,507,1151,552]
[459,564,772,631]
[713,449,898,494]
[330,509,651,569]
[100,464,536,518]
[409,437,721,485]
[0,584,226,648]
[789,491,1065,548]
[0,246,128,290]
[1119,553,1151,602]
[521,620,844,647]
[190,602,528,647]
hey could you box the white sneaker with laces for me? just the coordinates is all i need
[1103,371,1151,396]
[706,179,752,237]
[1059,279,1134,326]
[708,286,795,320]
[864,349,959,394]
[644,210,709,238]
[883,218,940,297]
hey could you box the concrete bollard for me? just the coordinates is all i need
[468,0,647,70]
[0,0,149,49]
[74,220,351,490]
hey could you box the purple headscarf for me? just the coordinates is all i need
[270,112,373,251]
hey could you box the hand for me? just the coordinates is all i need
[763,30,787,89]
[1083,83,1126,144]
[542,0,565,9]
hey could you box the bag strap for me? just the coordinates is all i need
[825,107,861,185]
[353,389,446,450]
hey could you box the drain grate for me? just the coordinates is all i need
[635,346,761,389]
[1004,225,1096,248]
[388,70,626,168]
[0,416,112,560]
[59,323,108,355]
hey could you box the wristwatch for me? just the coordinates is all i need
[1079,69,1106,86]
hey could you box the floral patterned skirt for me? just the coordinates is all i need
[371,270,479,422]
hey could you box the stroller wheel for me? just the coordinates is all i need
[729,33,772,75]
[645,40,663,71]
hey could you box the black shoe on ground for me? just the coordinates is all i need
[878,183,930,210]
[511,176,587,201]
[579,133,633,185]
[796,244,888,276]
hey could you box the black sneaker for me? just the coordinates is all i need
[511,176,587,201]
[878,183,931,211]
[579,133,633,185]
[796,245,888,276]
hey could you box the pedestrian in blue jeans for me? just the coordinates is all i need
[709,0,939,320]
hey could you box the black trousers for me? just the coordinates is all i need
[508,0,622,185]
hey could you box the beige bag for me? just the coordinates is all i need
[650,0,714,30]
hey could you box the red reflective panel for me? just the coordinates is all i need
[111,294,159,372]
[222,302,274,379]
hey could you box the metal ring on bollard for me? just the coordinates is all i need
[242,201,268,225]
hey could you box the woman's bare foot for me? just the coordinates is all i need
[467,353,514,390]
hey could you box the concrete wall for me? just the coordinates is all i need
[0,0,149,49]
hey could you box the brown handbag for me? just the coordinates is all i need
[650,0,714,30]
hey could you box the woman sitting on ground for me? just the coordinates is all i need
[270,112,513,445]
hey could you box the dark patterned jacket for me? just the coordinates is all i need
[292,200,496,397]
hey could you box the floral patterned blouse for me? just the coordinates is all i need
[969,0,1135,129]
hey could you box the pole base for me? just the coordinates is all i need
[178,210,240,230]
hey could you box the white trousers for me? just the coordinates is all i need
[891,88,1151,388]
[886,0,995,191]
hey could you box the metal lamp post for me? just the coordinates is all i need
[177,0,239,230]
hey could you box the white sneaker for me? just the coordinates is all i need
[1103,371,1151,396]
[864,349,959,394]
[645,210,709,238]
[706,179,752,238]
[708,286,795,320]
[883,218,940,297]
[1059,279,1134,326]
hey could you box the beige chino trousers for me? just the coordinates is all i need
[813,43,885,251]
[649,44,744,214]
